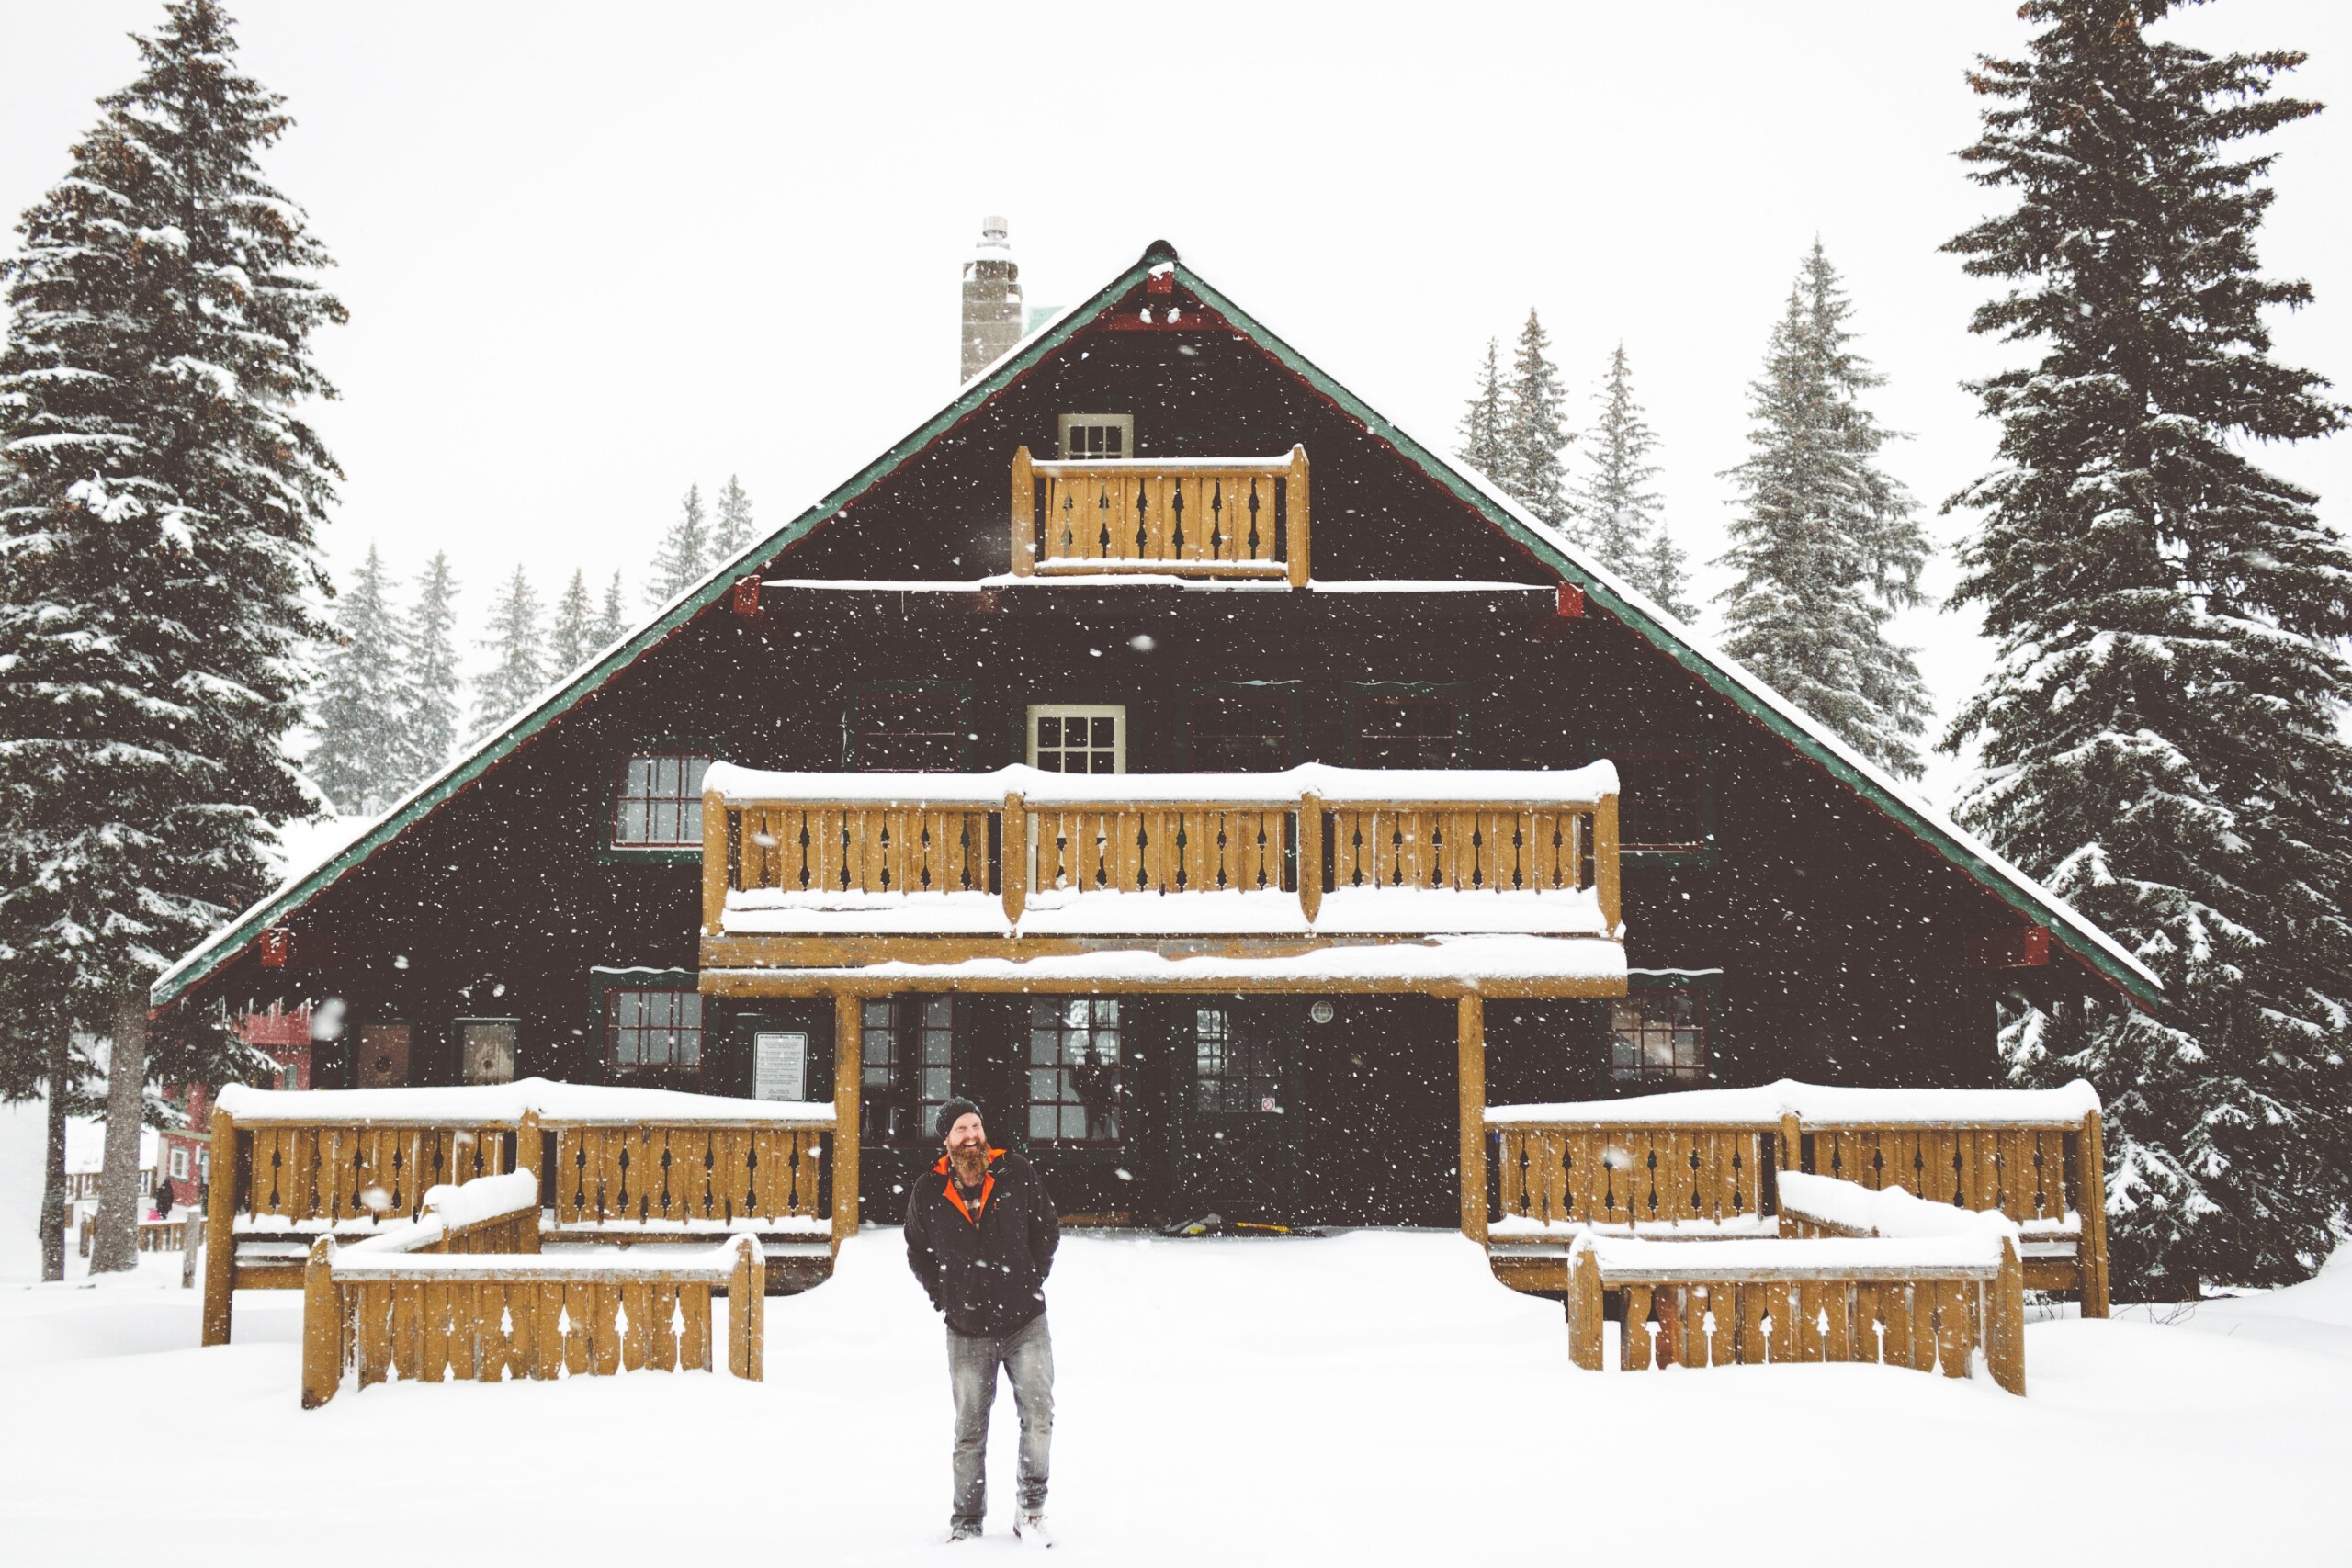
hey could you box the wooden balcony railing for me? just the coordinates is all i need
[1011,446,1309,587]
[702,762,1622,941]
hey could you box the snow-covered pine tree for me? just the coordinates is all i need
[397,551,462,787]
[1643,524,1698,624]
[1455,339,1509,483]
[307,545,407,814]
[647,483,708,607]
[547,568,594,676]
[1571,344,1695,618]
[711,474,754,561]
[593,570,628,649]
[1715,243,1932,779]
[1944,0,2352,1292]
[1498,310,1571,526]
[0,0,338,1272]
[473,565,546,734]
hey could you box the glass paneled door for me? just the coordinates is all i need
[1178,998,1301,1222]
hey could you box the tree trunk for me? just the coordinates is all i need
[39,1031,71,1282]
[87,990,149,1275]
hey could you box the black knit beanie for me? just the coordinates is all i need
[936,1097,984,1145]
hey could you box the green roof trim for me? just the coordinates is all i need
[153,243,2158,1014]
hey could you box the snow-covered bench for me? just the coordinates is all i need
[299,1171,765,1407]
[201,1079,837,1347]
[1484,1079,2109,1317]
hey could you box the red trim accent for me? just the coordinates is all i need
[1556,583,1585,618]
[1966,926,2051,970]
[729,575,762,616]
[258,929,290,968]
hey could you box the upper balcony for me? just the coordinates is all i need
[1010,446,1308,587]
[698,762,1623,998]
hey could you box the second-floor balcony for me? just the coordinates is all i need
[1011,446,1309,587]
[699,762,1623,996]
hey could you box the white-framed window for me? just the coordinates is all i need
[1028,705,1125,775]
[612,753,714,848]
[169,1147,189,1180]
[1057,412,1134,460]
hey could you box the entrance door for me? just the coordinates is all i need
[1176,998,1300,1221]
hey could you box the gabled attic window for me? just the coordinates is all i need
[613,753,713,848]
[1058,413,1133,460]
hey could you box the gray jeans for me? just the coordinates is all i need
[946,1313,1054,1527]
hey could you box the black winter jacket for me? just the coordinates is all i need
[905,1149,1059,1337]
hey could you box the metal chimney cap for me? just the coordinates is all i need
[978,216,1011,245]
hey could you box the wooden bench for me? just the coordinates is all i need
[1566,1229,2026,1394]
[202,1080,838,1347]
[300,1172,764,1407]
[1485,1080,2109,1317]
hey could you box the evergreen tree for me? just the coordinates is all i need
[711,474,754,560]
[473,565,545,733]
[0,0,338,1269]
[1571,344,1694,617]
[1455,339,1509,482]
[593,570,628,649]
[1498,310,1571,526]
[1716,243,1933,779]
[647,483,708,606]
[307,545,406,814]
[547,568,594,675]
[398,551,462,785]
[1944,0,2352,1292]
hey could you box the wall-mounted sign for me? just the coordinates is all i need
[458,1019,518,1085]
[753,1030,808,1103]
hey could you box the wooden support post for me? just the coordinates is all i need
[1778,1110,1804,1237]
[1297,792,1324,925]
[1011,446,1036,577]
[832,992,862,1245]
[300,1236,340,1410]
[2079,1110,2110,1318]
[1593,791,1621,935]
[729,1236,765,1382]
[1988,1235,2027,1396]
[1284,444,1310,590]
[515,1110,543,1255]
[1566,1242,1604,1371]
[200,1109,238,1348]
[700,793,729,937]
[1457,991,1487,1244]
[1001,793,1028,926]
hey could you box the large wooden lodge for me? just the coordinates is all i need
[154,231,2156,1245]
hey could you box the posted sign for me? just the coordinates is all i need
[753,1030,808,1102]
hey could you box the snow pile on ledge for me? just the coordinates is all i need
[707,933,1624,987]
[1777,1172,2022,1241]
[214,1077,835,1126]
[1487,1077,2100,1127]
[704,760,1620,809]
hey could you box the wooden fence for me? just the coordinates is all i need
[1012,447,1308,586]
[1486,1098,2109,1315]
[203,1092,837,1348]
[301,1176,763,1407]
[708,770,1621,938]
[1566,1234,2027,1395]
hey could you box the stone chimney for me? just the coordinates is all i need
[961,215,1023,382]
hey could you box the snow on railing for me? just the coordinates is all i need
[1485,1077,2099,1128]
[215,1077,836,1126]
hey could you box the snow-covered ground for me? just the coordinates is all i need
[1,1101,2345,1564]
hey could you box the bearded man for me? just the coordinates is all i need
[905,1097,1060,1546]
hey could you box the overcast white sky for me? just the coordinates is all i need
[4,1,2347,807]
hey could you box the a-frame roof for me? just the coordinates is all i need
[153,243,2162,1012]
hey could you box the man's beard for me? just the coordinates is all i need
[949,1147,987,1181]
